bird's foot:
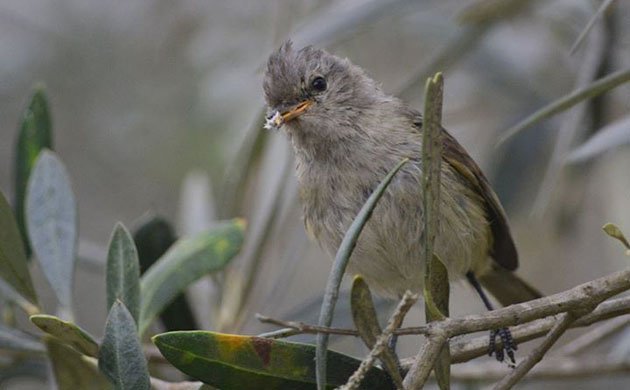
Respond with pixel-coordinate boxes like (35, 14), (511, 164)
(387, 334), (406, 376)
(488, 327), (517, 368)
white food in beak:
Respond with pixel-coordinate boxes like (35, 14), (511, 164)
(264, 110), (283, 130)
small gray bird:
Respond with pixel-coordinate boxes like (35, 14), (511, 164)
(263, 42), (541, 361)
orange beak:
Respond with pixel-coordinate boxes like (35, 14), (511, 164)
(281, 100), (313, 123)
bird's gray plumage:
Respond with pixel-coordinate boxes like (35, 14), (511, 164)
(263, 41), (538, 303)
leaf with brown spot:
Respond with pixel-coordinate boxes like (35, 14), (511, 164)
(153, 331), (394, 390)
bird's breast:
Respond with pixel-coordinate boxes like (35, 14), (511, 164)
(295, 155), (493, 297)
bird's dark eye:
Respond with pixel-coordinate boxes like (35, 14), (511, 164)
(311, 76), (327, 92)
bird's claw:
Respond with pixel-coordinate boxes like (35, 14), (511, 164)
(488, 327), (517, 368)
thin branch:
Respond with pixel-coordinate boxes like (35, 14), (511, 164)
(443, 297), (630, 364)
(443, 268), (630, 337)
(557, 316), (630, 356)
(256, 293), (630, 362)
(253, 277), (630, 387)
(493, 311), (581, 390)
(401, 268), (630, 387)
(402, 328), (449, 389)
(256, 314), (360, 337)
(340, 291), (418, 390)
(256, 327), (302, 339)
(350, 276), (404, 387)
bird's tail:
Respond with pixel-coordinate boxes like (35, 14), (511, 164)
(478, 266), (543, 307)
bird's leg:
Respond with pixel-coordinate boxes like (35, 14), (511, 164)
(388, 334), (399, 355)
(386, 334), (406, 377)
(466, 271), (517, 367)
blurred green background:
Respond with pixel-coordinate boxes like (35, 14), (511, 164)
(1, 0), (630, 388)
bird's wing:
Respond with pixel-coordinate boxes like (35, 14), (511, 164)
(413, 118), (518, 270)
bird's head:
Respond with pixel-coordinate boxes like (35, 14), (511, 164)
(263, 41), (385, 139)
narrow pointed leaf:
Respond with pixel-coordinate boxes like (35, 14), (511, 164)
(134, 215), (197, 331)
(107, 223), (141, 325)
(13, 87), (53, 257)
(153, 331), (394, 390)
(30, 314), (98, 357)
(498, 68), (630, 145)
(0, 191), (37, 303)
(316, 158), (408, 389)
(421, 72), (444, 319)
(566, 114), (630, 163)
(139, 219), (245, 336)
(0, 323), (44, 353)
(350, 276), (403, 387)
(422, 73), (450, 389)
(25, 150), (77, 309)
(425, 255), (451, 390)
(99, 301), (150, 390)
(46, 337), (111, 390)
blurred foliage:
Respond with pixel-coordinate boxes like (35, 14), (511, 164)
(1, 0), (630, 388)
(0, 191), (37, 305)
(133, 215), (199, 332)
(0, 88), (251, 388)
(12, 87), (53, 258)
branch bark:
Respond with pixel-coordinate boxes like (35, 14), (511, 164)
(402, 267), (630, 387)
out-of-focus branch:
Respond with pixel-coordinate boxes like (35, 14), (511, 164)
(570, 0), (616, 55)
(557, 316), (630, 356)
(451, 355), (630, 381)
(497, 68), (630, 145)
(532, 11), (606, 216)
